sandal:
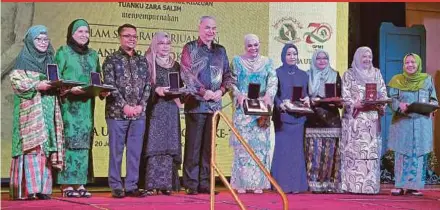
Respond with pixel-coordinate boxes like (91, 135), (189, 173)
(160, 190), (172, 196)
(237, 189), (246, 194)
(391, 188), (404, 196)
(61, 189), (80, 198)
(145, 190), (155, 196)
(253, 189), (263, 194)
(406, 189), (423, 196)
(77, 189), (92, 198)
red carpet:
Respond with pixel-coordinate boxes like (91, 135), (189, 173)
(2, 189), (440, 210)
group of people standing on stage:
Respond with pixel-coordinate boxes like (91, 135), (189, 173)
(8, 15), (438, 200)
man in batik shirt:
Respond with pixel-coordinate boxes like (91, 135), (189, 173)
(180, 16), (234, 195)
(103, 24), (150, 198)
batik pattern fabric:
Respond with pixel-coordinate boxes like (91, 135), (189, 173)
(388, 76), (438, 189)
(180, 38), (234, 113)
(9, 70), (64, 199)
(102, 47), (151, 120)
(143, 63), (182, 191)
(229, 56), (277, 190)
(340, 68), (387, 194)
(55, 45), (100, 184)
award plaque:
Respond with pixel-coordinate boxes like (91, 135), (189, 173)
(407, 102), (439, 115)
(47, 64), (85, 87)
(83, 72), (116, 97)
(325, 83), (337, 98)
(282, 99), (314, 114)
(165, 72), (187, 95)
(365, 83), (377, 101)
(282, 86), (313, 114)
(292, 86), (303, 102)
(313, 83), (344, 104)
(243, 83), (271, 116)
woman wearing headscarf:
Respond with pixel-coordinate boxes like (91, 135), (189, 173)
(229, 34), (277, 194)
(9, 25), (64, 200)
(271, 43), (309, 194)
(55, 19), (101, 198)
(340, 46), (388, 194)
(388, 53), (438, 196)
(305, 49), (342, 193)
(141, 32), (183, 196)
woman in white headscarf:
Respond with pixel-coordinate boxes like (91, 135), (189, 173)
(141, 32), (183, 196)
(340, 46), (388, 194)
(305, 49), (342, 193)
(229, 34), (278, 194)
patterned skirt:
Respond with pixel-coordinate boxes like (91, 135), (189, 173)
(230, 144), (271, 191)
(305, 127), (341, 193)
(144, 155), (180, 191)
(394, 152), (428, 190)
(9, 148), (52, 200)
(340, 157), (380, 194)
(56, 149), (89, 185)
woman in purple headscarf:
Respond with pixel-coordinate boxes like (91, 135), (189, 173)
(271, 43), (309, 194)
(340, 46), (388, 194)
(141, 32), (183, 196)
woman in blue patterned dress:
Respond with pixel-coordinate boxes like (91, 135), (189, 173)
(388, 53), (438, 196)
(229, 34), (278, 194)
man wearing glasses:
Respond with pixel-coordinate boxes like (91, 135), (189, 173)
(102, 24), (150, 198)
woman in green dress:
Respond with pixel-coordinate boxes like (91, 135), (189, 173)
(9, 25), (64, 200)
(55, 19), (101, 198)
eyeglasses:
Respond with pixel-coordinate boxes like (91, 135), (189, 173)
(316, 57), (328, 60)
(121, 34), (138, 39)
(35, 38), (50, 44)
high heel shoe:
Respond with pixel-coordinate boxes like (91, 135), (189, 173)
(161, 190), (172, 196)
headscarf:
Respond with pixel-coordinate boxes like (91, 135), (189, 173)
(280, 43), (300, 73)
(240, 33), (266, 71)
(307, 49), (337, 97)
(66, 19), (90, 55)
(350, 46), (378, 85)
(14, 25), (55, 74)
(145, 32), (175, 85)
(388, 53), (428, 91)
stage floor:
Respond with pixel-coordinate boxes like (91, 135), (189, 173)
(2, 185), (440, 210)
